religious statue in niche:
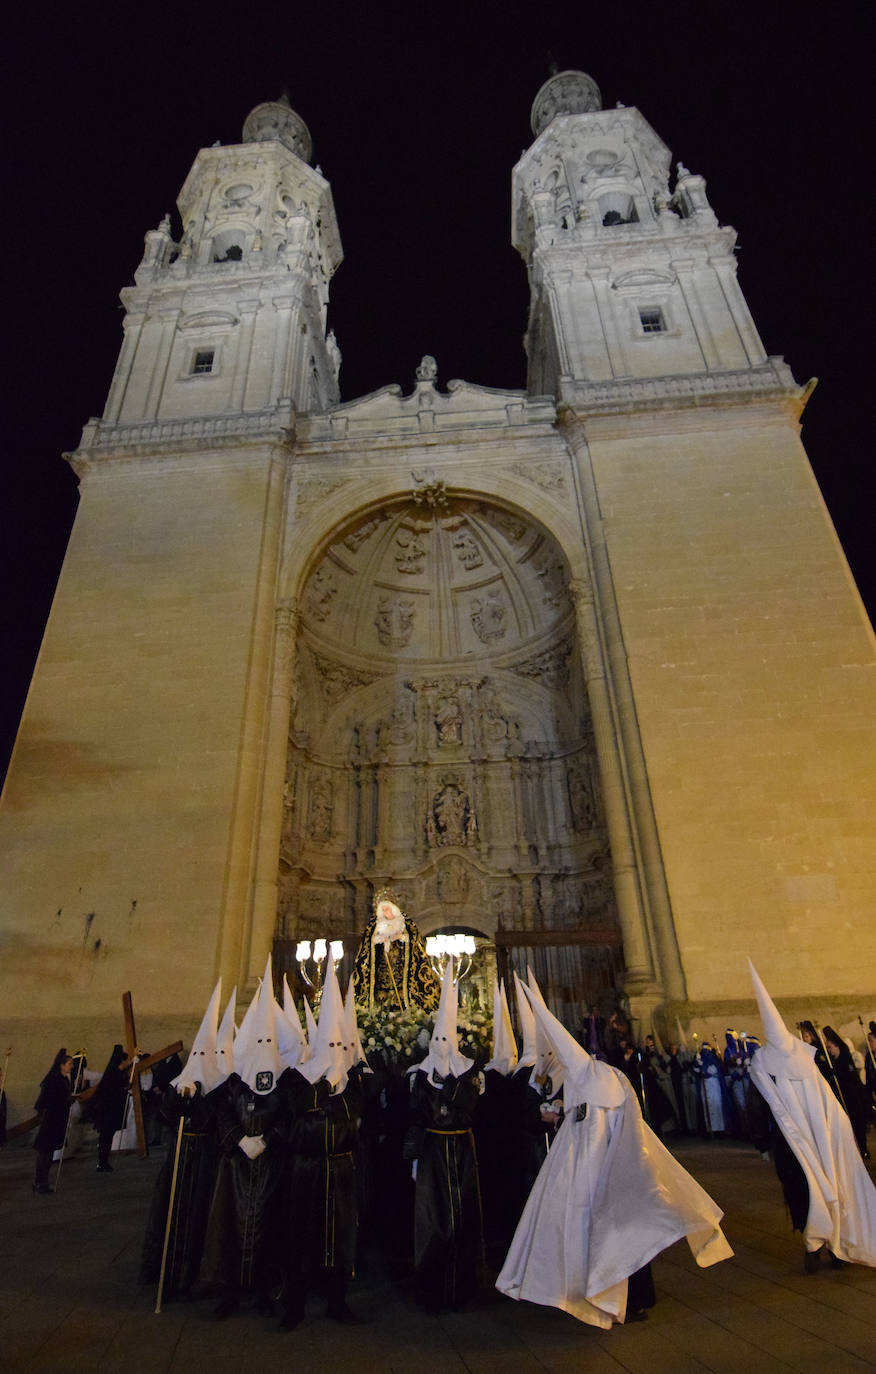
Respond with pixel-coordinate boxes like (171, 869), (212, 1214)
(375, 595), (414, 649)
(307, 777), (333, 842)
(352, 888), (440, 1012)
(471, 589), (507, 644)
(567, 765), (595, 832)
(426, 783), (477, 848)
(434, 694), (463, 747)
(452, 526), (483, 570)
(480, 686), (510, 743)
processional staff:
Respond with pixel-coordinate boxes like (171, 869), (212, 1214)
(811, 1022), (847, 1113)
(155, 1114), (186, 1315)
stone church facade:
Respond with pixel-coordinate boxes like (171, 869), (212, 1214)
(1, 72), (874, 1113)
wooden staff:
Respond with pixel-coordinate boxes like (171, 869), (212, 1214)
(54, 1049), (87, 1193)
(0, 1046), (11, 1097)
(155, 1114), (186, 1314)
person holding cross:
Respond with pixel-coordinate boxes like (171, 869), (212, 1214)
(81, 1044), (130, 1172)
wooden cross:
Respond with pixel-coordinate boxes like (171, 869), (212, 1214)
(121, 991), (183, 1159)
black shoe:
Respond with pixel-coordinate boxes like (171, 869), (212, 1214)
(96, 1163), (114, 1173)
(803, 1246), (822, 1274)
(326, 1301), (364, 1325)
(626, 1308), (649, 1323)
(213, 1295), (239, 1321)
(829, 1253), (848, 1269)
(32, 1184), (53, 1194)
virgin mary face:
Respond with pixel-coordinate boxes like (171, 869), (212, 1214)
(375, 901), (406, 941)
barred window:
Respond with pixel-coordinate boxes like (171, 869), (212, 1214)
(192, 349), (215, 374)
(639, 309), (666, 335)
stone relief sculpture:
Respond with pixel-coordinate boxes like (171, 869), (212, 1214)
(343, 514), (383, 553)
(567, 765), (595, 832)
(426, 782), (477, 848)
(471, 589), (507, 643)
(415, 354), (438, 382)
(452, 527), (483, 569)
(437, 856), (471, 903)
(303, 565), (337, 622)
(375, 595), (415, 649)
(394, 529), (427, 574)
(535, 556), (568, 608)
(307, 776), (333, 841)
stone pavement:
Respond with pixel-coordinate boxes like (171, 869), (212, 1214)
(0, 1133), (874, 1373)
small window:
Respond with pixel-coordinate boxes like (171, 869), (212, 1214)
(192, 349), (215, 375)
(639, 309), (666, 335)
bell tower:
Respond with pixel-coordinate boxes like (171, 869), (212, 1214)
(104, 93), (342, 428)
(513, 70), (766, 394)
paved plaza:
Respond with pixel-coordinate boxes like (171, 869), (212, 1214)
(0, 1132), (874, 1373)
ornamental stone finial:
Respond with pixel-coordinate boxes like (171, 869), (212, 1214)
(415, 355), (438, 384)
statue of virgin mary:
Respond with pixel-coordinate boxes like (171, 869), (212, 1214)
(353, 889), (440, 1013)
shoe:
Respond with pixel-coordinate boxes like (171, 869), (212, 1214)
(803, 1246), (822, 1274)
(326, 1302), (364, 1325)
(96, 1163), (114, 1173)
(213, 1295), (239, 1321)
(626, 1309), (649, 1323)
(32, 1184), (53, 1194)
(829, 1253), (848, 1269)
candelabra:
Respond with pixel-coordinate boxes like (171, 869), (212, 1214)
(425, 933), (476, 983)
(295, 938), (344, 993)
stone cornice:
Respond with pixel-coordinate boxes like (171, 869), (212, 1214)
(67, 405), (295, 471)
(557, 357), (810, 420)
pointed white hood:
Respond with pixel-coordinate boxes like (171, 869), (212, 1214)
(301, 993), (318, 1063)
(410, 957), (473, 1079)
(523, 972), (624, 1109)
(345, 978), (372, 1073)
(172, 979), (224, 1095)
(215, 987), (236, 1085)
(484, 979), (518, 1075)
(513, 970), (537, 1070)
(234, 956), (284, 1094)
(275, 974), (306, 1071)
(748, 959), (816, 1079)
(526, 968), (565, 1096)
(298, 955), (350, 1093)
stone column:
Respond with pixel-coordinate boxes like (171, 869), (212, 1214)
(246, 596), (299, 983)
(569, 577), (653, 983)
(671, 255), (721, 370)
(230, 300), (259, 412)
(103, 311), (146, 423)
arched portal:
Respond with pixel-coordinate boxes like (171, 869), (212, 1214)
(276, 492), (625, 1024)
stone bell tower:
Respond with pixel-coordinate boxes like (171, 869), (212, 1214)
(0, 94), (343, 1099)
(512, 71), (876, 1022)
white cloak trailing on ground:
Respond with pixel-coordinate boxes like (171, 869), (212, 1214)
(747, 960), (876, 1265)
(497, 977), (732, 1328)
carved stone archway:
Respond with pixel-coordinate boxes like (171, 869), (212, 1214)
(276, 492), (624, 1012)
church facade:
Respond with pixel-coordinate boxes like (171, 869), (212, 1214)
(2, 72), (874, 1114)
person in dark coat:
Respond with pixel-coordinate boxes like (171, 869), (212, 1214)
(201, 964), (290, 1320)
(406, 958), (483, 1313)
(32, 1049), (74, 1193)
(139, 982), (231, 1302)
(822, 1025), (870, 1160)
(81, 1044), (130, 1171)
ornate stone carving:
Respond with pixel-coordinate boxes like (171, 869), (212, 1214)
(383, 694), (416, 747)
(343, 514), (384, 553)
(410, 468), (449, 511)
(452, 526), (483, 569)
(476, 505), (527, 543)
(435, 694), (463, 747)
(395, 528), (427, 574)
(303, 566), (337, 622)
(311, 652), (382, 704)
(437, 856), (471, 903)
(509, 461), (567, 495)
(415, 354), (438, 382)
(375, 595), (414, 649)
(426, 781), (477, 848)
(567, 764), (595, 831)
(471, 589), (507, 643)
(535, 557), (567, 607)
(511, 636), (572, 689)
(307, 776), (333, 841)
(296, 473), (352, 515)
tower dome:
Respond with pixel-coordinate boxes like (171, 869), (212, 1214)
(530, 69), (602, 136)
(242, 92), (312, 163)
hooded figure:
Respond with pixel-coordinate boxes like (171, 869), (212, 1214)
(32, 1048), (74, 1193)
(202, 957), (291, 1317)
(81, 1043), (130, 1172)
(747, 961), (876, 1270)
(477, 981), (520, 1258)
(406, 957), (483, 1311)
(497, 977), (733, 1328)
(282, 953), (365, 1329)
(140, 981), (227, 1299)
(502, 970), (558, 1236)
(276, 975), (306, 1073)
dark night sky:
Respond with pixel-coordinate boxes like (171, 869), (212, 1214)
(2, 4), (872, 782)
